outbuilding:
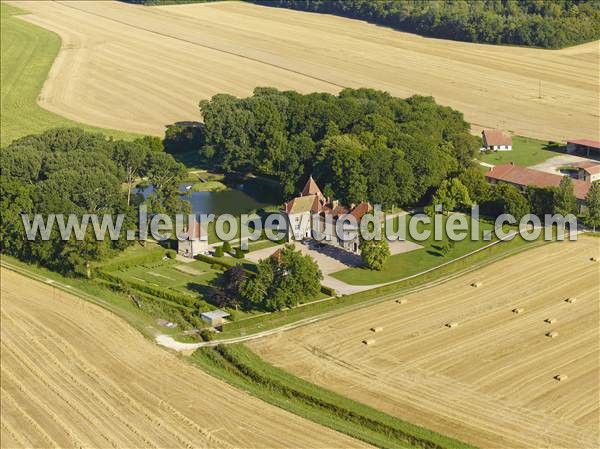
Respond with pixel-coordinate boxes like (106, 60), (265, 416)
(201, 310), (230, 328)
(485, 163), (591, 213)
(566, 139), (600, 157)
(178, 218), (209, 259)
(573, 161), (600, 183)
(482, 129), (512, 151)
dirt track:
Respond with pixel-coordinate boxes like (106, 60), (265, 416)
(0, 268), (368, 449)
(249, 237), (600, 449)
(10, 0), (599, 141)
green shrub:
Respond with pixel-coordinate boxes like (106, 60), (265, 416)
(234, 248), (245, 259)
(200, 329), (214, 341)
(320, 285), (336, 297)
(222, 241), (232, 253)
(214, 246), (224, 257)
(165, 249), (177, 259)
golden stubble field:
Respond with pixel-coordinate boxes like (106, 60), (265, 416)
(249, 237), (600, 449)
(9, 0), (599, 141)
(0, 268), (369, 449)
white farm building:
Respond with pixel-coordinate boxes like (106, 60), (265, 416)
(482, 129), (512, 151)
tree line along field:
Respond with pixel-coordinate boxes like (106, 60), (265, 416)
(251, 0), (600, 49)
(0, 268), (370, 449)
(0, 3), (138, 147)
(6, 0), (599, 142)
(248, 237), (600, 449)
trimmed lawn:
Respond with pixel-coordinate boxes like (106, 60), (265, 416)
(0, 3), (139, 147)
(478, 135), (563, 167)
(110, 260), (217, 293)
(331, 215), (513, 285)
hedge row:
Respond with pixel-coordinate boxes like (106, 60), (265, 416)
(99, 250), (165, 272)
(195, 253), (253, 273)
(195, 253), (236, 269)
(320, 285), (336, 297)
(95, 269), (198, 308)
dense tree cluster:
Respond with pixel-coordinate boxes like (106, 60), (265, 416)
(256, 0), (600, 49)
(239, 245), (323, 311)
(0, 128), (188, 274)
(191, 87), (479, 206)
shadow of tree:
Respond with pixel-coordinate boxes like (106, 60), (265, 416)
(185, 282), (217, 300)
(542, 142), (566, 154)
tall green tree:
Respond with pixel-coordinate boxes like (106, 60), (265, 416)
(146, 152), (190, 215)
(584, 181), (600, 231)
(360, 237), (390, 271)
(458, 166), (490, 204)
(494, 184), (529, 220)
(112, 140), (148, 206)
(316, 134), (367, 205)
(430, 178), (472, 213)
(554, 176), (577, 216)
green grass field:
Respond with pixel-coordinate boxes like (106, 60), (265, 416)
(331, 215), (512, 285)
(477, 135), (563, 167)
(192, 344), (476, 449)
(0, 3), (139, 147)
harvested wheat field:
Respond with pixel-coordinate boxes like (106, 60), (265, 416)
(249, 237), (600, 449)
(9, 0), (599, 141)
(0, 268), (368, 449)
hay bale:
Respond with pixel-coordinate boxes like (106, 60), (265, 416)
(512, 308), (524, 314)
(565, 297), (577, 304)
(471, 281), (483, 288)
(546, 331), (559, 338)
(395, 298), (407, 305)
(362, 339), (375, 346)
(370, 327), (383, 333)
(445, 322), (459, 328)
(554, 374), (568, 382)
(544, 318), (557, 324)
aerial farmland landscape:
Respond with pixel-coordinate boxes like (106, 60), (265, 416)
(1, 1), (599, 449)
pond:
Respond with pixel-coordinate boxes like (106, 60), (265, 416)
(138, 181), (273, 216)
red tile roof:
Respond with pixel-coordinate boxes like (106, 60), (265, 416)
(572, 161), (600, 175)
(349, 202), (372, 221)
(482, 129), (512, 146)
(485, 164), (590, 200)
(583, 165), (600, 176)
(301, 175), (324, 198)
(270, 248), (284, 264)
(182, 219), (203, 239)
(567, 139), (600, 150)
(573, 161), (600, 170)
(283, 193), (323, 214)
